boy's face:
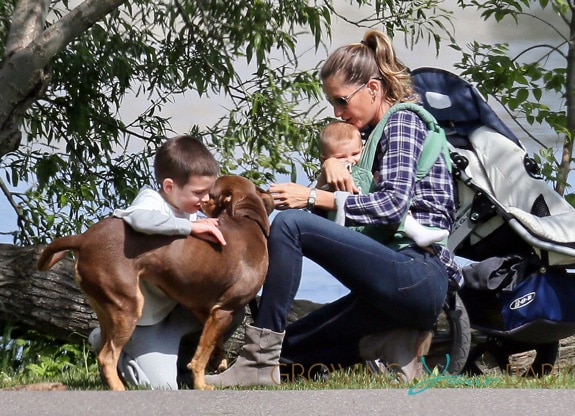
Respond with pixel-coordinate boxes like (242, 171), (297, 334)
(162, 175), (216, 213)
(320, 136), (363, 165)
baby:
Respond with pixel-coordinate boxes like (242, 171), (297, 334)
(317, 120), (449, 247)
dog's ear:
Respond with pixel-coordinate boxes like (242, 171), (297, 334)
(256, 187), (275, 215)
(202, 187), (237, 218)
(245, 188), (272, 237)
(227, 188), (272, 237)
(222, 190), (245, 217)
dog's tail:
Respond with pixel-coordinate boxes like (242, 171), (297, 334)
(36, 235), (83, 271)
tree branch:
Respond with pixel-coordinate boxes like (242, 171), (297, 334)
(4, 0), (49, 57)
(0, 0), (130, 157)
(0, 174), (24, 227)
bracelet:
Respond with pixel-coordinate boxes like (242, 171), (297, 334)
(307, 187), (317, 211)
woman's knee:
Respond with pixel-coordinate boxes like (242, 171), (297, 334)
(268, 210), (309, 248)
(271, 210), (305, 232)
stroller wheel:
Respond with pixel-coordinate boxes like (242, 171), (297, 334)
(424, 292), (471, 375)
(364, 293), (471, 377)
(366, 293), (471, 374)
(464, 337), (559, 377)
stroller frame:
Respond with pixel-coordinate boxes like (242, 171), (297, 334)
(411, 67), (575, 375)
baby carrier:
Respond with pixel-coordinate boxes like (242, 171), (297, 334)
(411, 67), (575, 375)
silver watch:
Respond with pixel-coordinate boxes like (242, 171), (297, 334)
(307, 187), (317, 210)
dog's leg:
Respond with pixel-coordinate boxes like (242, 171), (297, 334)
(189, 308), (233, 390)
(89, 294), (142, 391)
(209, 338), (228, 373)
(98, 328), (131, 391)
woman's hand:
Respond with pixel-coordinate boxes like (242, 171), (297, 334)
(191, 218), (227, 245)
(269, 182), (312, 210)
(322, 158), (358, 193)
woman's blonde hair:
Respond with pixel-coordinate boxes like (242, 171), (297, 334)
(320, 30), (417, 103)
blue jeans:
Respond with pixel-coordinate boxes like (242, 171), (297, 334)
(254, 210), (448, 370)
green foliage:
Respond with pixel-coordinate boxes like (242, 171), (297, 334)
(453, 0), (572, 199)
(0, 324), (26, 373)
(0, 324), (99, 388)
(0, 0), (452, 244)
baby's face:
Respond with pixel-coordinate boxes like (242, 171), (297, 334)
(321, 138), (362, 165)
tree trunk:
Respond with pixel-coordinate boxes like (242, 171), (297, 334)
(557, 5), (575, 196)
(0, 244), (97, 343)
(0, 243), (324, 349)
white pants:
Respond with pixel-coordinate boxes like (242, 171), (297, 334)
(90, 304), (244, 390)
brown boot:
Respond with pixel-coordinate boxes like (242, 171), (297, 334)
(204, 324), (285, 388)
(359, 329), (433, 382)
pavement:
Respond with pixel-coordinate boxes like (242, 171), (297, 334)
(2, 388), (575, 416)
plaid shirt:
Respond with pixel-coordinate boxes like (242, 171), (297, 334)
(345, 109), (463, 287)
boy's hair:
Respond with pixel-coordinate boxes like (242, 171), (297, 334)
(319, 121), (362, 150)
(154, 135), (220, 187)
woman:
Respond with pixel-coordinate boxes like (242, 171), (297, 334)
(206, 29), (462, 387)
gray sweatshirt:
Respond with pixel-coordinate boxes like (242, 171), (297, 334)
(113, 187), (197, 325)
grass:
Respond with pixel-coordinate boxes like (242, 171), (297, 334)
(4, 359), (575, 391)
(262, 363), (575, 392)
(0, 324), (104, 390)
(3, 327), (575, 391)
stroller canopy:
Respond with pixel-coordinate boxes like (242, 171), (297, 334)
(411, 67), (520, 148)
(411, 67), (575, 266)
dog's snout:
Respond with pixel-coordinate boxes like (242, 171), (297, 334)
(201, 198), (217, 217)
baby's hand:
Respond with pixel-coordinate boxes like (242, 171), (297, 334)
(191, 218), (227, 246)
(323, 158), (359, 193)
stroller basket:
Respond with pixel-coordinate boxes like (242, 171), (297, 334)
(460, 257), (575, 343)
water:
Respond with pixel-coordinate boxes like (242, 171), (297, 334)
(0, 1), (568, 304)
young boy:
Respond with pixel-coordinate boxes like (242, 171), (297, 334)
(317, 121), (449, 247)
(89, 135), (242, 390)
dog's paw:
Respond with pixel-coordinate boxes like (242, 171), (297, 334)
(194, 381), (215, 391)
(215, 358), (228, 373)
(208, 356), (227, 373)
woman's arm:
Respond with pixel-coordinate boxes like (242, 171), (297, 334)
(269, 182), (337, 212)
(269, 111), (425, 219)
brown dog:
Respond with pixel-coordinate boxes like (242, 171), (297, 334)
(37, 175), (274, 390)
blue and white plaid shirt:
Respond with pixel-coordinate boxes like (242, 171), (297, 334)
(345, 108), (463, 287)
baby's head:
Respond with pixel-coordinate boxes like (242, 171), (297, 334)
(319, 121), (363, 165)
(154, 135), (220, 213)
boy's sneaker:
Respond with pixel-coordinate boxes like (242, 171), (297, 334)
(88, 327), (102, 353)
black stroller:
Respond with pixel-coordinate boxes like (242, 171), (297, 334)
(411, 67), (575, 376)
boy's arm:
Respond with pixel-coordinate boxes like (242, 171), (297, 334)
(117, 209), (192, 236)
(113, 188), (192, 236)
